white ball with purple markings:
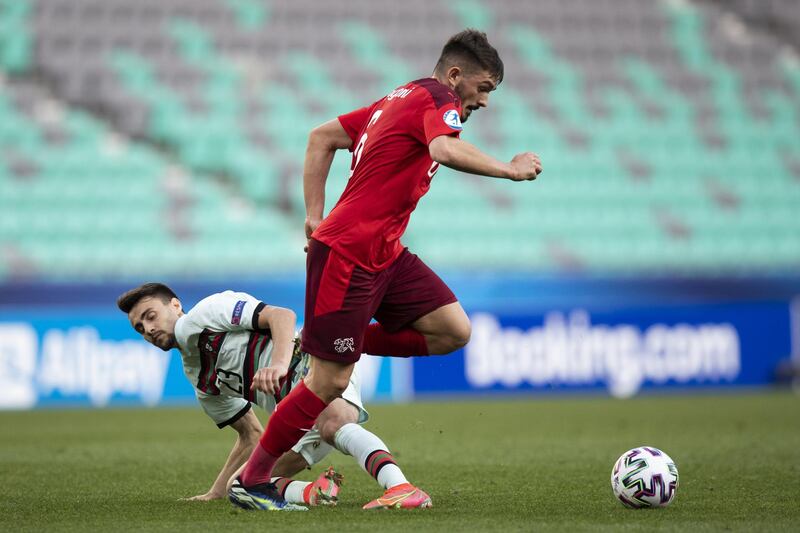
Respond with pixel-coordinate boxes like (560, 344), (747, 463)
(610, 446), (679, 508)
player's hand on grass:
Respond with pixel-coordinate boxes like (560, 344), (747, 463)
(251, 364), (288, 395)
(180, 491), (224, 501)
(304, 216), (322, 253)
(508, 152), (542, 181)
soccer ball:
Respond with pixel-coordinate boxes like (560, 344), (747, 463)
(610, 446), (679, 508)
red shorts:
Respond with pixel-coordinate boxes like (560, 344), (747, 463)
(300, 239), (457, 363)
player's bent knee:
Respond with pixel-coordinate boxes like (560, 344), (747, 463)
(306, 359), (355, 403)
(318, 400), (358, 443)
(441, 305), (472, 352)
(452, 320), (471, 349)
(320, 418), (343, 444)
(440, 318), (471, 353)
(316, 375), (349, 402)
(332, 373), (352, 397)
(305, 373), (350, 403)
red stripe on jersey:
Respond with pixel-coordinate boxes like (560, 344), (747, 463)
(243, 331), (271, 402)
(313, 248), (355, 316)
(243, 332), (259, 402)
(275, 351), (303, 405)
(197, 329), (226, 394)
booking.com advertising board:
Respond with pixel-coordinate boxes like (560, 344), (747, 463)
(0, 276), (798, 410)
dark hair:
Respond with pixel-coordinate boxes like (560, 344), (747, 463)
(434, 29), (504, 84)
(117, 283), (178, 314)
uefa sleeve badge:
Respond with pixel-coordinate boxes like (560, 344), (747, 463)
(443, 109), (463, 131)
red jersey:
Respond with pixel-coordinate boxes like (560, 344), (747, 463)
(312, 78), (463, 272)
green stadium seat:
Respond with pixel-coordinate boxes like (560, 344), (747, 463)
(225, 0), (269, 30)
(1, 0), (799, 279)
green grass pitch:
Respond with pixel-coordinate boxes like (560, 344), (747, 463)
(1, 392), (798, 532)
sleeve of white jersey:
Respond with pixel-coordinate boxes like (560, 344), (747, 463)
(196, 390), (252, 429)
(186, 291), (267, 333)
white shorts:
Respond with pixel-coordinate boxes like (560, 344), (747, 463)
(290, 362), (369, 466)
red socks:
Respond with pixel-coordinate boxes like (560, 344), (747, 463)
(240, 443), (279, 487)
(240, 381), (327, 486)
(363, 323), (429, 357)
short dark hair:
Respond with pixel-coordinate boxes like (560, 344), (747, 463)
(434, 29), (504, 84)
(117, 283), (178, 314)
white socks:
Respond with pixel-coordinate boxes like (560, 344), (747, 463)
(270, 477), (310, 504)
(334, 423), (409, 490)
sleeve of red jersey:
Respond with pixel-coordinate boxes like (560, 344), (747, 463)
(422, 100), (462, 145)
(337, 106), (372, 151)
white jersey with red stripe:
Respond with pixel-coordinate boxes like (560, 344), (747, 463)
(173, 291), (367, 446)
(174, 290), (297, 428)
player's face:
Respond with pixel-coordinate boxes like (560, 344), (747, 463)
(128, 296), (181, 351)
(454, 69), (497, 123)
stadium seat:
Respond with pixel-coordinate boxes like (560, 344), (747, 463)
(0, 0), (798, 279)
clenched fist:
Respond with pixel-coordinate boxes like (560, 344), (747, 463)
(508, 152), (542, 181)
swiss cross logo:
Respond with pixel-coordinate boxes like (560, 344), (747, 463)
(334, 338), (355, 353)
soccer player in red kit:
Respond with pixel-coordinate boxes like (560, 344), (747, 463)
(230, 29), (542, 510)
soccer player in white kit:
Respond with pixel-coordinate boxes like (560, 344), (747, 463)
(118, 283), (422, 511)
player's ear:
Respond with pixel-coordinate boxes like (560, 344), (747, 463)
(446, 65), (462, 88)
(170, 297), (181, 312)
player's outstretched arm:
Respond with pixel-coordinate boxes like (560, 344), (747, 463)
(304, 119), (353, 242)
(182, 409), (262, 501)
(429, 134), (542, 181)
(250, 305), (297, 395)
